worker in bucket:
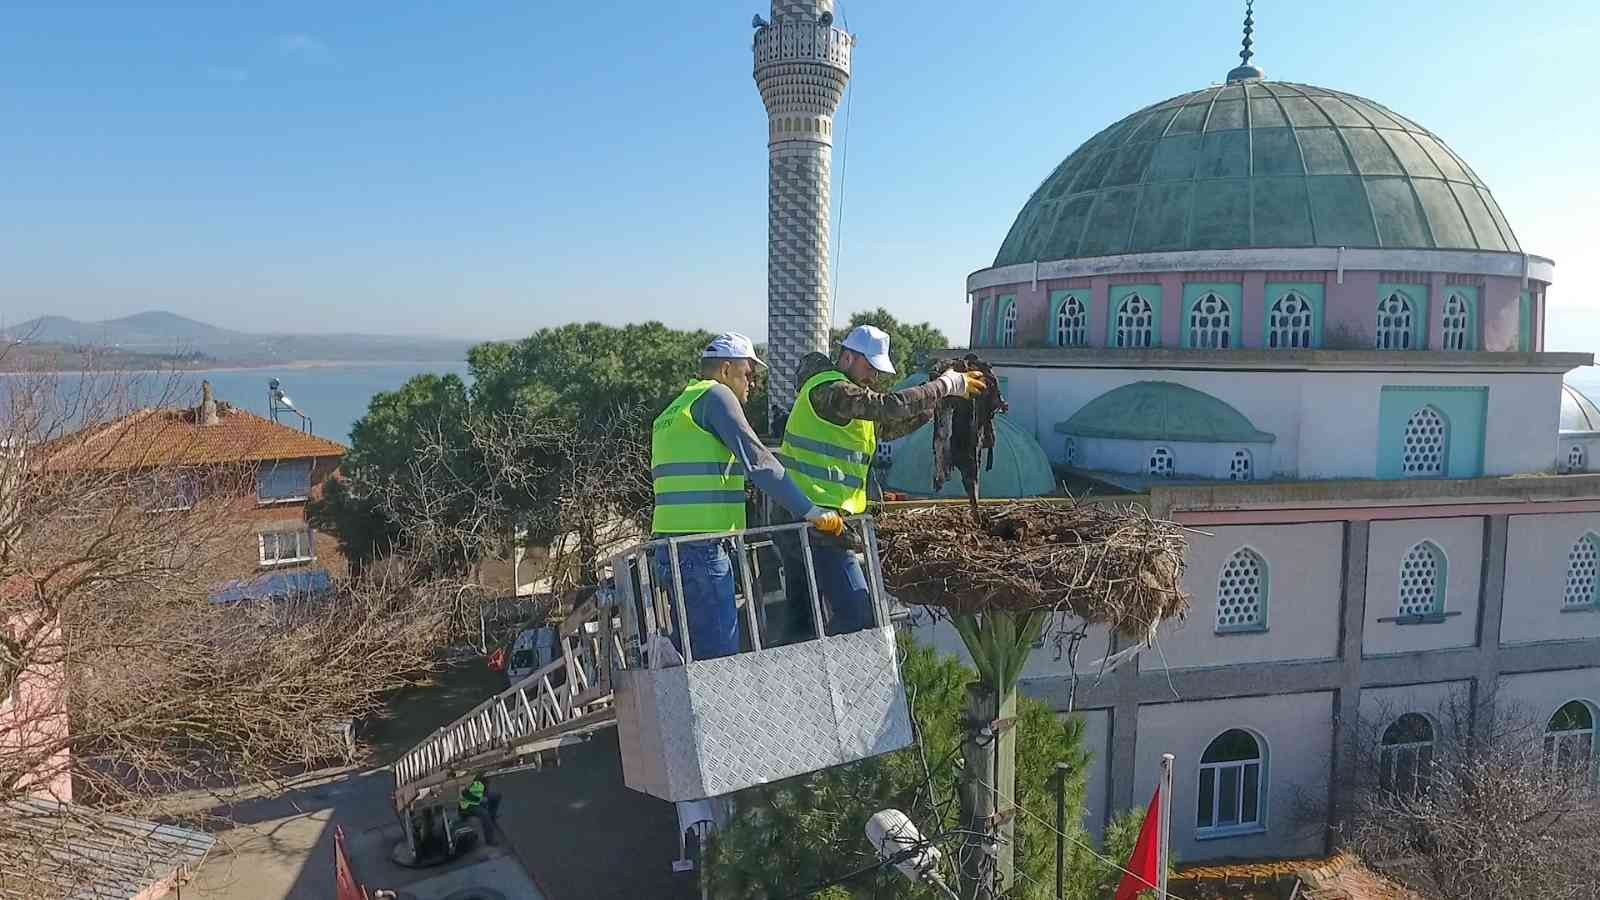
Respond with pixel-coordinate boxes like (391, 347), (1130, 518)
(777, 325), (986, 638)
(459, 774), (500, 846)
(650, 332), (846, 660)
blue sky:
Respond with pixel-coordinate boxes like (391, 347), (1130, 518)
(0, 1), (1596, 350)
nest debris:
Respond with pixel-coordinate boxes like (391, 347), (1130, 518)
(875, 501), (1190, 637)
(930, 354), (1008, 513)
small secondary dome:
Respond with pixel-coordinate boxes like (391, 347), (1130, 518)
(884, 415), (1057, 499)
(993, 81), (1521, 267)
(1056, 381), (1275, 444)
(1561, 382), (1600, 433)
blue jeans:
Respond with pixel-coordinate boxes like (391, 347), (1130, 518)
(654, 539), (740, 661)
(782, 532), (872, 639)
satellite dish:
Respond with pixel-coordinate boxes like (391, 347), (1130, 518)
(819, 10), (833, 26)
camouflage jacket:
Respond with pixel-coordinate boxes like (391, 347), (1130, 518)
(793, 352), (957, 442)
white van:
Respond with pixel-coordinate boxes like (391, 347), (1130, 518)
(507, 625), (558, 686)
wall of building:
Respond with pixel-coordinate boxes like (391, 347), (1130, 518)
(1357, 680), (1470, 742)
(1494, 667), (1600, 734)
(1, 614), (71, 803)
(1134, 692), (1332, 862)
(973, 271), (1538, 352)
(1158, 523), (1343, 669)
(214, 457), (347, 592)
(1069, 708), (1112, 841)
(1362, 517), (1482, 655)
(1502, 512), (1600, 645)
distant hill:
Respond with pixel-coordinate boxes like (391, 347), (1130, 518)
(2, 311), (475, 369)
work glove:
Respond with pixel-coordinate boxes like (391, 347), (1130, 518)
(937, 369), (988, 399)
(805, 507), (847, 538)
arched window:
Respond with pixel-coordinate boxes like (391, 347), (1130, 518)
(1380, 713), (1435, 797)
(1267, 292), (1314, 349)
(1229, 449), (1253, 481)
(1565, 535), (1600, 609)
(1000, 299), (1018, 347)
(1063, 437), (1078, 467)
(1216, 549), (1266, 632)
(1114, 294), (1155, 348)
(1376, 292), (1415, 350)
(1398, 541), (1446, 617)
(1568, 444), (1587, 473)
(1543, 701), (1595, 783)
(1147, 446), (1174, 478)
(1188, 292), (1232, 349)
(1441, 292), (1471, 350)
(1055, 295), (1087, 347)
(1197, 729), (1264, 832)
(1402, 406), (1448, 477)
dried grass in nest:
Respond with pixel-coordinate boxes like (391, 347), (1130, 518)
(875, 501), (1190, 638)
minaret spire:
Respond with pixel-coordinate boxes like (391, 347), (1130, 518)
(1226, 0), (1265, 83)
(752, 1), (853, 425)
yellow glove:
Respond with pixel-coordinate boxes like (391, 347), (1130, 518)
(960, 370), (988, 399)
(807, 510), (846, 538)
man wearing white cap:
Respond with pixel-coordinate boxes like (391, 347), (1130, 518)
(649, 332), (846, 660)
(776, 324), (985, 638)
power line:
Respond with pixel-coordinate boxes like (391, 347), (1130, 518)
(829, 1), (854, 327)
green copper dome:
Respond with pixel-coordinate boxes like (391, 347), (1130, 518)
(883, 415), (1057, 499)
(1056, 381), (1276, 444)
(993, 81), (1521, 267)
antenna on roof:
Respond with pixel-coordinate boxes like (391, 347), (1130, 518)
(267, 378), (314, 435)
(1226, 0), (1265, 83)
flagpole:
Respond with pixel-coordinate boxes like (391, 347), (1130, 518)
(1158, 753), (1174, 900)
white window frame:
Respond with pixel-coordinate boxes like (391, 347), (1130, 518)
(1187, 292), (1233, 349)
(1214, 547), (1267, 633)
(1147, 446), (1174, 478)
(1397, 540), (1447, 618)
(1000, 299), (1018, 347)
(1267, 292), (1314, 349)
(1441, 292), (1471, 351)
(1055, 295), (1087, 347)
(259, 528), (316, 567)
(1568, 444), (1587, 473)
(1542, 700), (1596, 786)
(140, 468), (201, 512)
(1376, 292), (1416, 350)
(1063, 437), (1077, 467)
(1401, 405), (1448, 478)
(1564, 533), (1600, 610)
(1196, 729), (1266, 838)
(1114, 294), (1155, 348)
(1379, 713), (1436, 798)
(257, 459), (313, 505)
(1228, 449), (1252, 482)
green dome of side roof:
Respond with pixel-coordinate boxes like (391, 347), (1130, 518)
(993, 81), (1521, 267)
(1056, 381), (1276, 444)
(883, 415), (1057, 499)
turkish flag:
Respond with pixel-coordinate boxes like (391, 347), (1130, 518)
(1114, 785), (1162, 900)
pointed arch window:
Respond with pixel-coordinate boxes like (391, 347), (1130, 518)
(1114, 294), (1155, 348)
(1376, 292), (1416, 350)
(1441, 292), (1472, 350)
(1215, 549), (1266, 633)
(1543, 701), (1596, 784)
(1197, 729), (1265, 834)
(1147, 446), (1174, 478)
(999, 298), (1018, 347)
(1188, 292), (1233, 349)
(1564, 534), (1600, 609)
(1055, 294), (1087, 347)
(1568, 444), (1587, 473)
(1229, 449), (1253, 481)
(1398, 541), (1446, 618)
(1267, 292), (1314, 349)
(1380, 714), (1435, 798)
(1401, 406), (1448, 477)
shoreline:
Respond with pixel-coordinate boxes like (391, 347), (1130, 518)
(0, 359), (469, 375)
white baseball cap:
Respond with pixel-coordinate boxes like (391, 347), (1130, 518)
(842, 324), (896, 375)
(701, 332), (767, 368)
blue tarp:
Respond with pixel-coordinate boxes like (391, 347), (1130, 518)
(209, 569), (333, 605)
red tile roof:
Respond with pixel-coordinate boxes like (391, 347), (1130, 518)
(35, 405), (346, 472)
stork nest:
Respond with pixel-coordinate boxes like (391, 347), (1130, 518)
(875, 501), (1190, 637)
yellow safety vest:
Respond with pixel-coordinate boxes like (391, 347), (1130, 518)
(650, 380), (747, 535)
(460, 780), (485, 812)
(779, 370), (876, 514)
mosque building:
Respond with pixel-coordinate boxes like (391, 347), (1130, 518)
(871, 9), (1600, 862)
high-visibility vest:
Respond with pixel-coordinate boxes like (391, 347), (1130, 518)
(650, 380), (747, 535)
(779, 370), (876, 514)
(460, 780), (485, 812)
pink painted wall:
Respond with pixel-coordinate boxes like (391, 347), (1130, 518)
(1, 611), (72, 803)
(1481, 275), (1522, 352)
(1241, 273), (1266, 347)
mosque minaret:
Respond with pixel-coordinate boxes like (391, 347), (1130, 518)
(752, 0), (853, 421)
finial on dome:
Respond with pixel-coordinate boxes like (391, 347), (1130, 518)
(1226, 0), (1265, 83)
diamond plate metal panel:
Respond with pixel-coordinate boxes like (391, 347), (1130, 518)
(824, 627), (914, 760)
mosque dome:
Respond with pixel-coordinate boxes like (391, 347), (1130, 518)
(882, 414), (1057, 499)
(1560, 382), (1600, 434)
(993, 81), (1522, 267)
(1056, 381), (1275, 444)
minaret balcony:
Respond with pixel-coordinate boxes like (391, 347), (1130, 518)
(752, 20), (852, 76)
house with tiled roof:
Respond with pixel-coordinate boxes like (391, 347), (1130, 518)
(34, 381), (348, 603)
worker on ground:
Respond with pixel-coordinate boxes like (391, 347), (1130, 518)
(777, 325), (986, 637)
(651, 332), (847, 660)
(459, 774), (500, 846)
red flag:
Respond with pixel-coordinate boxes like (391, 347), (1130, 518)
(1114, 786), (1162, 900)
